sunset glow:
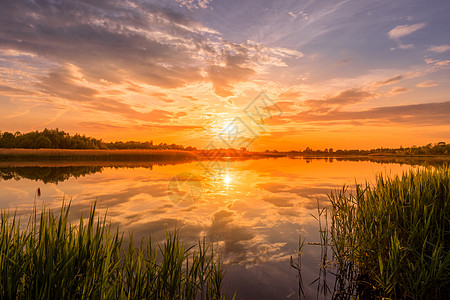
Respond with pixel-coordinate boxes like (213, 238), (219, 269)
(224, 173), (232, 185)
(1, 0), (449, 150)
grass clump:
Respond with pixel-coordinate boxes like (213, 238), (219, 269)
(329, 166), (450, 299)
(0, 202), (227, 299)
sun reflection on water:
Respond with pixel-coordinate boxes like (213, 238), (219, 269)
(0, 158), (426, 300)
(224, 174), (232, 185)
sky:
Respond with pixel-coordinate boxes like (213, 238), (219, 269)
(1, 0), (450, 151)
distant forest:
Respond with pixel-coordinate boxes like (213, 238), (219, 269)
(267, 142), (450, 155)
(0, 128), (449, 155)
(0, 129), (195, 150)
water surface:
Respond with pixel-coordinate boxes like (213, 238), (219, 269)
(0, 157), (434, 299)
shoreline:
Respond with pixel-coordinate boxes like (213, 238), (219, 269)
(0, 148), (449, 163)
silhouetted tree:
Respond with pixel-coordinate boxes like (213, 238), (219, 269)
(0, 128), (191, 150)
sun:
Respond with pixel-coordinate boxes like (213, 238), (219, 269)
(224, 174), (232, 185)
(203, 112), (237, 137)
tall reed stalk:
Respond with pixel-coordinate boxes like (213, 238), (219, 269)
(329, 166), (450, 299)
(0, 202), (229, 299)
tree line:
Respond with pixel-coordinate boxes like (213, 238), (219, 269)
(1, 129), (448, 155)
(266, 142), (450, 155)
(0, 129), (196, 150)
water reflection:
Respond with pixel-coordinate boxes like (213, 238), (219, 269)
(0, 157), (444, 299)
(0, 166), (103, 184)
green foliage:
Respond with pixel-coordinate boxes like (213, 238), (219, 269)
(34, 136), (52, 149)
(0, 202), (227, 299)
(0, 128), (194, 150)
(274, 142), (450, 155)
(329, 166), (450, 299)
(0, 132), (15, 148)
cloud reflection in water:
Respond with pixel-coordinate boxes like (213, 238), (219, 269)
(0, 157), (424, 299)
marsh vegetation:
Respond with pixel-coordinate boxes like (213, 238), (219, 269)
(298, 166), (450, 299)
(0, 203), (228, 299)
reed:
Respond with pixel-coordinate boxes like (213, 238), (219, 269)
(0, 149), (197, 162)
(329, 166), (450, 299)
(0, 202), (229, 299)
(290, 235), (306, 299)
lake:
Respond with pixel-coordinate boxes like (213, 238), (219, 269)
(0, 157), (442, 299)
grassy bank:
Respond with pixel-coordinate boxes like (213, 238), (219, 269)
(0, 148), (280, 162)
(328, 166), (450, 299)
(0, 203), (228, 299)
(0, 149), (197, 162)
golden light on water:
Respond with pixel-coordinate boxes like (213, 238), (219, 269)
(224, 173), (232, 185)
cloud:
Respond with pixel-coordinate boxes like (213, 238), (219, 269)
(336, 59), (351, 66)
(1, 1), (205, 87)
(375, 75), (404, 86)
(261, 195), (295, 207)
(265, 100), (296, 113)
(388, 23), (425, 50)
(416, 80), (438, 88)
(36, 65), (98, 102)
(395, 43), (414, 50)
(207, 52), (256, 97)
(277, 90), (302, 100)
(151, 92), (174, 103)
(425, 58), (450, 67)
(388, 23), (426, 39)
(78, 122), (126, 130)
(182, 95), (199, 101)
(207, 210), (254, 258)
(427, 45), (450, 53)
(0, 0), (300, 99)
(176, 0), (214, 10)
(140, 124), (203, 130)
(286, 101), (450, 126)
(304, 88), (374, 112)
(389, 86), (409, 95)
(206, 41), (302, 97)
(36, 64), (180, 123)
(435, 60), (450, 66)
(79, 121), (202, 132)
(287, 10), (309, 21)
(125, 82), (145, 93)
(257, 182), (330, 197)
(0, 84), (34, 96)
(257, 183), (331, 209)
(95, 184), (171, 208)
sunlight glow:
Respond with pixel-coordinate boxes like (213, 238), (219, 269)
(224, 174), (232, 185)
